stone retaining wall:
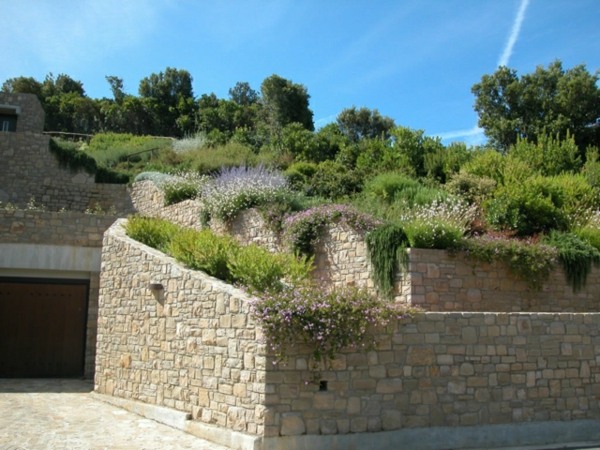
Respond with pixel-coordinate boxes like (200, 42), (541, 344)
(130, 180), (203, 229)
(95, 220), (268, 435)
(0, 132), (133, 213)
(126, 190), (600, 312)
(0, 209), (117, 247)
(96, 220), (600, 448)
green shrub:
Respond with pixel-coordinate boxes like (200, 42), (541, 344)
(365, 224), (408, 297)
(460, 148), (505, 182)
(543, 231), (600, 292)
(307, 161), (363, 198)
(228, 245), (313, 292)
(446, 172), (497, 205)
(284, 162), (318, 191)
(403, 220), (464, 249)
(484, 177), (568, 236)
(574, 225), (600, 251)
(485, 174), (598, 236)
(168, 228), (236, 281)
(162, 172), (209, 205)
(124, 216), (181, 252)
(508, 133), (582, 176)
(363, 172), (420, 204)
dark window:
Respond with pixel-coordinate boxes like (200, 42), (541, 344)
(0, 114), (17, 132)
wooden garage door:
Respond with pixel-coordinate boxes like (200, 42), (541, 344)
(0, 279), (88, 378)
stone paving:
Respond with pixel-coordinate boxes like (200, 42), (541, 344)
(0, 379), (228, 450)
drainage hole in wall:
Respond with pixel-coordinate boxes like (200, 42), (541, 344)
(319, 380), (328, 391)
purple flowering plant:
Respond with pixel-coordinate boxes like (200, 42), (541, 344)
(201, 165), (289, 221)
(251, 283), (412, 368)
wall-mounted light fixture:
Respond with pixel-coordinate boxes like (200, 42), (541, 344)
(148, 282), (164, 292)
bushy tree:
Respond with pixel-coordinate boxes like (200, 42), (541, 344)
(138, 67), (197, 136)
(336, 106), (395, 143)
(472, 61), (600, 152)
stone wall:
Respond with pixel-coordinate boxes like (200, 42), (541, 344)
(0, 133), (133, 213)
(130, 180), (203, 229)
(0, 209), (117, 247)
(0, 92), (45, 133)
(96, 220), (600, 448)
(95, 220), (267, 435)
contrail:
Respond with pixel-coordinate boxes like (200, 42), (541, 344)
(436, 0), (531, 143)
(498, 0), (530, 67)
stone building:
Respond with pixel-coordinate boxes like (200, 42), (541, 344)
(0, 92), (133, 378)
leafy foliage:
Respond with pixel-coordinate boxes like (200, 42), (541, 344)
(543, 231), (600, 292)
(124, 216), (181, 252)
(365, 224), (408, 297)
(228, 244), (313, 292)
(472, 61), (600, 152)
(48, 138), (130, 184)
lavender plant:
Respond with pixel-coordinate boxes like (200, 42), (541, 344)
(283, 204), (381, 255)
(201, 165), (290, 221)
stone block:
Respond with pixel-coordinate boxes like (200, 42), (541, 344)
(280, 413), (306, 436)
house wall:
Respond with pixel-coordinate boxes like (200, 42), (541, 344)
(96, 220), (600, 448)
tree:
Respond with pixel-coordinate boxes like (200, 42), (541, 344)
(260, 74), (314, 142)
(229, 81), (259, 106)
(138, 67), (196, 136)
(1, 76), (43, 98)
(106, 76), (125, 104)
(472, 60), (600, 152)
(336, 106), (395, 143)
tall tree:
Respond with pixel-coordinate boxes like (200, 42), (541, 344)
(472, 60), (600, 152)
(260, 74), (314, 140)
(336, 106), (396, 143)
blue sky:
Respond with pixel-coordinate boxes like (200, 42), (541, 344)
(2, 0), (599, 145)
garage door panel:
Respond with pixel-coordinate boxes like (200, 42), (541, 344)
(0, 280), (88, 378)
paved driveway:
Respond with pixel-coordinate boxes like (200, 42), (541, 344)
(0, 379), (228, 450)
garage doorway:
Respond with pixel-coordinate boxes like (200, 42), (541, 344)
(0, 278), (89, 378)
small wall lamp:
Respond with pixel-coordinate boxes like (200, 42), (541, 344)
(148, 282), (164, 292)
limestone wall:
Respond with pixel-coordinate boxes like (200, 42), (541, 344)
(95, 220), (267, 435)
(96, 221), (600, 445)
